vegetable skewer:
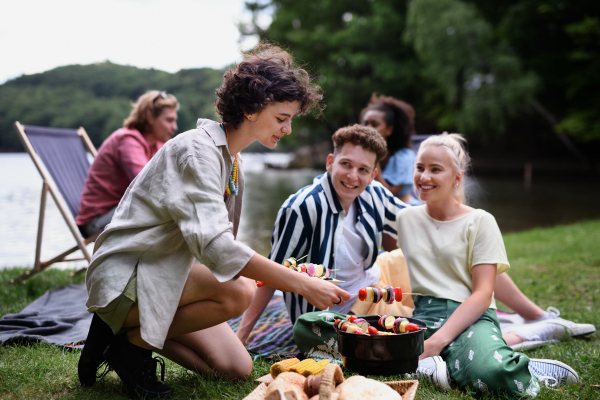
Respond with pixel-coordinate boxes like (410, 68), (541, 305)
(255, 256), (334, 288)
(350, 287), (421, 303)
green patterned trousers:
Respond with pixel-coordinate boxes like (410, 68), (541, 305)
(413, 296), (540, 398)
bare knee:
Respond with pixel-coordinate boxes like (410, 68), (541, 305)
(222, 277), (255, 317)
(212, 350), (253, 380)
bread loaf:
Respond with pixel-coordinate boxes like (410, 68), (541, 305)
(309, 394), (339, 400)
(318, 364), (344, 400)
(265, 372), (309, 400)
(304, 374), (322, 398)
(336, 376), (401, 400)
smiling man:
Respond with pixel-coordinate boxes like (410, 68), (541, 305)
(237, 124), (411, 337)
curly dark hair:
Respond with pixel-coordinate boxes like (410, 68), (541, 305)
(215, 43), (323, 128)
(332, 124), (388, 167)
(359, 93), (416, 155)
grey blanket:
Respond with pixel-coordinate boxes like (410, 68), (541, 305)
(0, 283), (91, 346)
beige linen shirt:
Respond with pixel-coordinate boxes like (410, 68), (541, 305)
(85, 119), (256, 349)
(396, 206), (509, 309)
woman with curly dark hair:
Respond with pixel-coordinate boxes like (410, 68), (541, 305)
(78, 43), (349, 398)
(360, 93), (421, 205)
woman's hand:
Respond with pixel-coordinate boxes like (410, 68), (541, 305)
(238, 254), (351, 310)
(420, 335), (449, 360)
(419, 264), (497, 360)
(299, 276), (351, 310)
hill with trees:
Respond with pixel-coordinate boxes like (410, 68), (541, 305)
(0, 62), (223, 151)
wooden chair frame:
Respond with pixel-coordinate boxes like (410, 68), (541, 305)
(9, 121), (99, 284)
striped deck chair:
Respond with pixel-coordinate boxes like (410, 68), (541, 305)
(10, 122), (98, 284)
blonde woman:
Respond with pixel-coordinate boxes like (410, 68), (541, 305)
(76, 91), (179, 237)
(396, 133), (578, 396)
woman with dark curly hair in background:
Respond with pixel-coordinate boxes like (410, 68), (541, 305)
(361, 93), (421, 205)
(78, 43), (350, 398)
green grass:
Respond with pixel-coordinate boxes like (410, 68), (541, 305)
(1, 220), (599, 399)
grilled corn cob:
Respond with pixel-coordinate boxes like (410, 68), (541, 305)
(270, 358), (301, 378)
(289, 358), (331, 377)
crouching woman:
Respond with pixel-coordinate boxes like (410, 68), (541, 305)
(78, 43), (350, 398)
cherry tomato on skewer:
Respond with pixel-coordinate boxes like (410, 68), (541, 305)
(358, 287), (367, 301)
(367, 326), (380, 335)
(394, 287), (403, 302)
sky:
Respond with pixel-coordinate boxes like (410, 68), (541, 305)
(0, 0), (271, 84)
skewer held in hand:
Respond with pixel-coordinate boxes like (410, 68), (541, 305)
(349, 292), (421, 296)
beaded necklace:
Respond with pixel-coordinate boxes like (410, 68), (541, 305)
(220, 123), (239, 196)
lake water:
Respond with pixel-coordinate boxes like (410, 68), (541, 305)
(1, 153), (599, 269)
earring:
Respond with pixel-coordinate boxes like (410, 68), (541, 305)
(455, 183), (459, 187)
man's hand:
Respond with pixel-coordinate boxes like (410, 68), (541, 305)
(237, 326), (251, 344)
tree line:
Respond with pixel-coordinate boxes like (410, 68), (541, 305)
(241, 0), (599, 164)
(1, 0), (598, 165)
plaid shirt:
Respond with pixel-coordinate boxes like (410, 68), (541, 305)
(269, 172), (407, 323)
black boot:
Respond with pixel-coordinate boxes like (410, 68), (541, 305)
(78, 313), (114, 386)
(104, 332), (173, 398)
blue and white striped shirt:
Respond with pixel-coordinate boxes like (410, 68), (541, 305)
(269, 172), (408, 323)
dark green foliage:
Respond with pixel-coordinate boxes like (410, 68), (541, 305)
(242, 0), (600, 161)
(469, 0), (600, 142)
(0, 62), (223, 151)
(405, 0), (539, 136)
(243, 0), (427, 142)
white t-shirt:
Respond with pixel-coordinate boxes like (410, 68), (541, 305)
(330, 203), (380, 314)
(396, 206), (509, 309)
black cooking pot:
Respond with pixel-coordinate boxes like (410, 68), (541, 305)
(336, 315), (426, 376)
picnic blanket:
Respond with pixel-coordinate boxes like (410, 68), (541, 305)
(0, 284), (297, 358)
(228, 295), (298, 358)
(0, 284), (91, 347)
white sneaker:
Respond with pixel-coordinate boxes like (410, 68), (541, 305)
(528, 359), (579, 387)
(499, 307), (596, 337)
(543, 318), (596, 337)
(505, 318), (595, 342)
(536, 308), (596, 337)
(510, 339), (559, 351)
(508, 320), (572, 342)
(414, 356), (451, 390)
